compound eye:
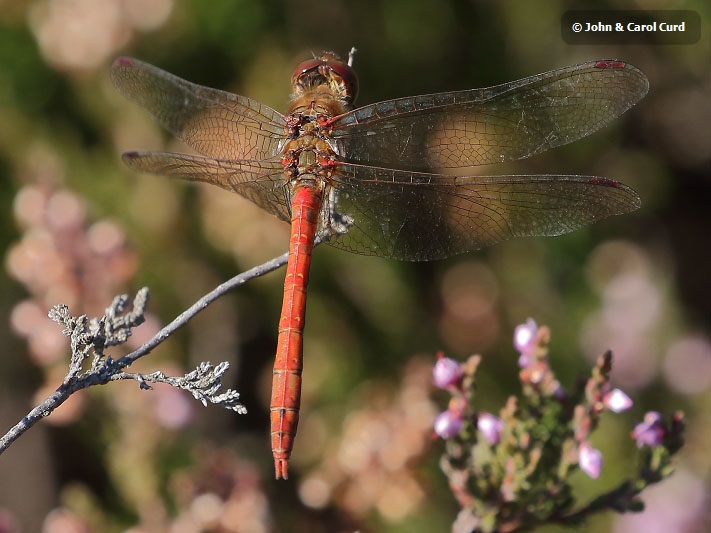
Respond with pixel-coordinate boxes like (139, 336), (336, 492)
(322, 60), (359, 104)
(291, 58), (324, 86)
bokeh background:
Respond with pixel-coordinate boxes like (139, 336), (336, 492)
(0, 0), (709, 531)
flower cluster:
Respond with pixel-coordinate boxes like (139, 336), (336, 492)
(5, 184), (146, 425)
(7, 185), (141, 366)
(432, 319), (685, 533)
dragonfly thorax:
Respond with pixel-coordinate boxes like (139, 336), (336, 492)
(281, 113), (339, 186)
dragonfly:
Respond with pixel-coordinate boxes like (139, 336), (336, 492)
(111, 49), (648, 479)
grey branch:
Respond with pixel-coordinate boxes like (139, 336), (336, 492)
(0, 249), (290, 455)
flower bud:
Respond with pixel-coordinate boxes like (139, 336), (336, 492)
(514, 318), (538, 364)
(603, 388), (633, 413)
(578, 442), (602, 479)
(432, 355), (463, 389)
(631, 411), (666, 447)
(434, 410), (464, 439)
(477, 412), (503, 445)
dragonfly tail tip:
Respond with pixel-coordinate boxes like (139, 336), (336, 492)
(274, 458), (289, 480)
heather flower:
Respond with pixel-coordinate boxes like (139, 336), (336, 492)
(578, 442), (603, 479)
(436, 321), (684, 531)
(632, 411), (666, 448)
(434, 409), (464, 439)
(514, 318), (538, 367)
(477, 412), (503, 445)
(432, 354), (464, 389)
(603, 388), (633, 413)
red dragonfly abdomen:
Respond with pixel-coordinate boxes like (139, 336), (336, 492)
(270, 182), (323, 479)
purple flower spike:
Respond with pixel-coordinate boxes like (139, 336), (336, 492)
(477, 412), (504, 445)
(632, 411), (666, 448)
(434, 410), (464, 439)
(432, 354), (464, 389)
(603, 388), (634, 413)
(514, 318), (538, 362)
(578, 442), (603, 479)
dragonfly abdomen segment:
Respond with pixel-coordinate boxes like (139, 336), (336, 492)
(270, 182), (323, 479)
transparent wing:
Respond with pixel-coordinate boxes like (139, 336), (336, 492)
(323, 163), (640, 260)
(111, 57), (286, 161)
(122, 151), (290, 222)
(331, 60), (649, 171)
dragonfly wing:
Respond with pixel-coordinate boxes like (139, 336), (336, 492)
(123, 151), (290, 222)
(331, 61), (648, 170)
(111, 57), (286, 161)
(323, 163), (640, 261)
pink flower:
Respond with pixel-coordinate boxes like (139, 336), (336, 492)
(477, 412), (504, 445)
(632, 411), (666, 448)
(578, 442), (603, 479)
(434, 410), (464, 439)
(603, 388), (634, 413)
(432, 354), (464, 389)
(514, 318), (538, 366)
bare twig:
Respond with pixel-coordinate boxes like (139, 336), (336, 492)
(110, 362), (246, 412)
(0, 249), (289, 455)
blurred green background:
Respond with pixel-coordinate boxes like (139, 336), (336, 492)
(0, 0), (709, 531)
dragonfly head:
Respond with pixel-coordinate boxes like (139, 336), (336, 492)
(291, 52), (359, 106)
